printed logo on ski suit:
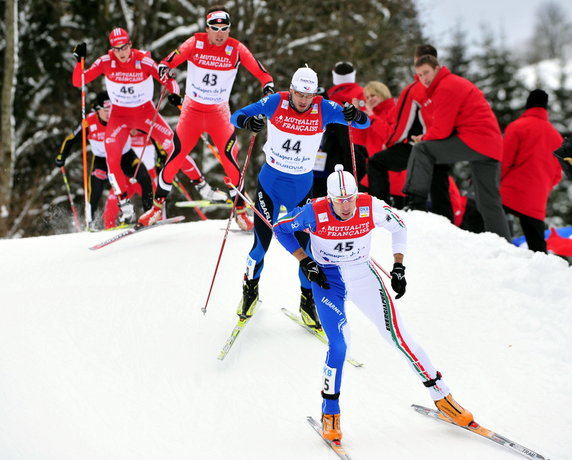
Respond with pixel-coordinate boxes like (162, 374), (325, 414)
(264, 92), (324, 175)
(86, 111), (131, 158)
(310, 195), (375, 265)
(102, 50), (157, 107)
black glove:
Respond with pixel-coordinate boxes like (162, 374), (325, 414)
(73, 43), (87, 62)
(263, 82), (275, 96)
(55, 153), (66, 167)
(390, 262), (407, 299)
(244, 115), (266, 133)
(157, 64), (174, 81)
(342, 102), (359, 122)
(300, 257), (330, 289)
(554, 137), (572, 160)
(168, 93), (183, 107)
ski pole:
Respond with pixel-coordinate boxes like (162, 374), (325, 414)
(371, 257), (391, 279)
(172, 177), (208, 221)
(347, 121), (358, 180)
(202, 133), (257, 315)
(80, 57), (91, 229)
(223, 176), (273, 231)
(60, 166), (82, 232)
(129, 85), (168, 185)
(227, 174), (390, 279)
(200, 133), (222, 163)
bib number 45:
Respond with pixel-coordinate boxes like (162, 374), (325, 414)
(334, 242), (354, 252)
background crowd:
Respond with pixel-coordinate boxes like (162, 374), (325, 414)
(1, 0), (571, 242)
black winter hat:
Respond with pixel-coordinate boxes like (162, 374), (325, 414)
(333, 61), (354, 76)
(526, 89), (548, 109)
(94, 91), (111, 110)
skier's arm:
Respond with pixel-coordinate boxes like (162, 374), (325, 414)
(55, 122), (83, 166)
(230, 94), (281, 128)
(72, 55), (105, 87)
(322, 100), (370, 129)
(161, 36), (196, 70)
(371, 197), (407, 256)
(273, 204), (317, 254)
(236, 42), (274, 94)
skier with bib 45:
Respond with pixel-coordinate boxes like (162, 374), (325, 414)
(274, 165), (473, 442)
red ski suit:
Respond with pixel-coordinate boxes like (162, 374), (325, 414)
(159, 33), (273, 188)
(501, 107), (562, 220)
(73, 49), (179, 196)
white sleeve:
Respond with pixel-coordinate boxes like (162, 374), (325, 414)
(372, 197), (407, 255)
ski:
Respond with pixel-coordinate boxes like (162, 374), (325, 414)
(217, 301), (260, 360)
(281, 308), (364, 368)
(411, 404), (547, 459)
(307, 416), (352, 460)
(176, 200), (232, 208)
(88, 216), (185, 250)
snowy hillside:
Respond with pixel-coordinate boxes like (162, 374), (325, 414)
(0, 211), (570, 460)
(517, 59), (572, 91)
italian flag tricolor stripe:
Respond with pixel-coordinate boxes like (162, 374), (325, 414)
(368, 262), (432, 382)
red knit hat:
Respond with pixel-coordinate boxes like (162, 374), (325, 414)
(109, 28), (130, 48)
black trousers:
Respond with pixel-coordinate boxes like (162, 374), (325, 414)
(367, 142), (453, 222)
(403, 136), (510, 240)
(504, 206), (547, 253)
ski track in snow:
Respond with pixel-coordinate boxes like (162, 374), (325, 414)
(0, 211), (570, 460)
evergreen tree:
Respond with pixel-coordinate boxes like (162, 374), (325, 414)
(444, 23), (471, 79)
(0, 0), (427, 237)
(470, 29), (527, 131)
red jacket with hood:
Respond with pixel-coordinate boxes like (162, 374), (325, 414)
(500, 107), (562, 219)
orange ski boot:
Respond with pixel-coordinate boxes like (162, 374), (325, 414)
(435, 393), (474, 426)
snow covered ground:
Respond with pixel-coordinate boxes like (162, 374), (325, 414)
(0, 211), (570, 460)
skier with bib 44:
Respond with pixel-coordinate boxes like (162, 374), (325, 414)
(230, 66), (370, 331)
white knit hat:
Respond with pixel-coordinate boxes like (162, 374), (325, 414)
(327, 164), (357, 198)
(290, 66), (318, 94)
(332, 61), (356, 85)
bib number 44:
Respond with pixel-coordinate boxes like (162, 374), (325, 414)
(282, 139), (301, 153)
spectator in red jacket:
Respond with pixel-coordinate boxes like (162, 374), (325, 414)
(367, 44), (452, 218)
(313, 61), (368, 196)
(501, 89), (562, 252)
(403, 55), (510, 240)
(350, 81), (406, 203)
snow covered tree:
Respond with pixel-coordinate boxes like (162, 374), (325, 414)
(0, 0), (428, 237)
(526, 0), (572, 63)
